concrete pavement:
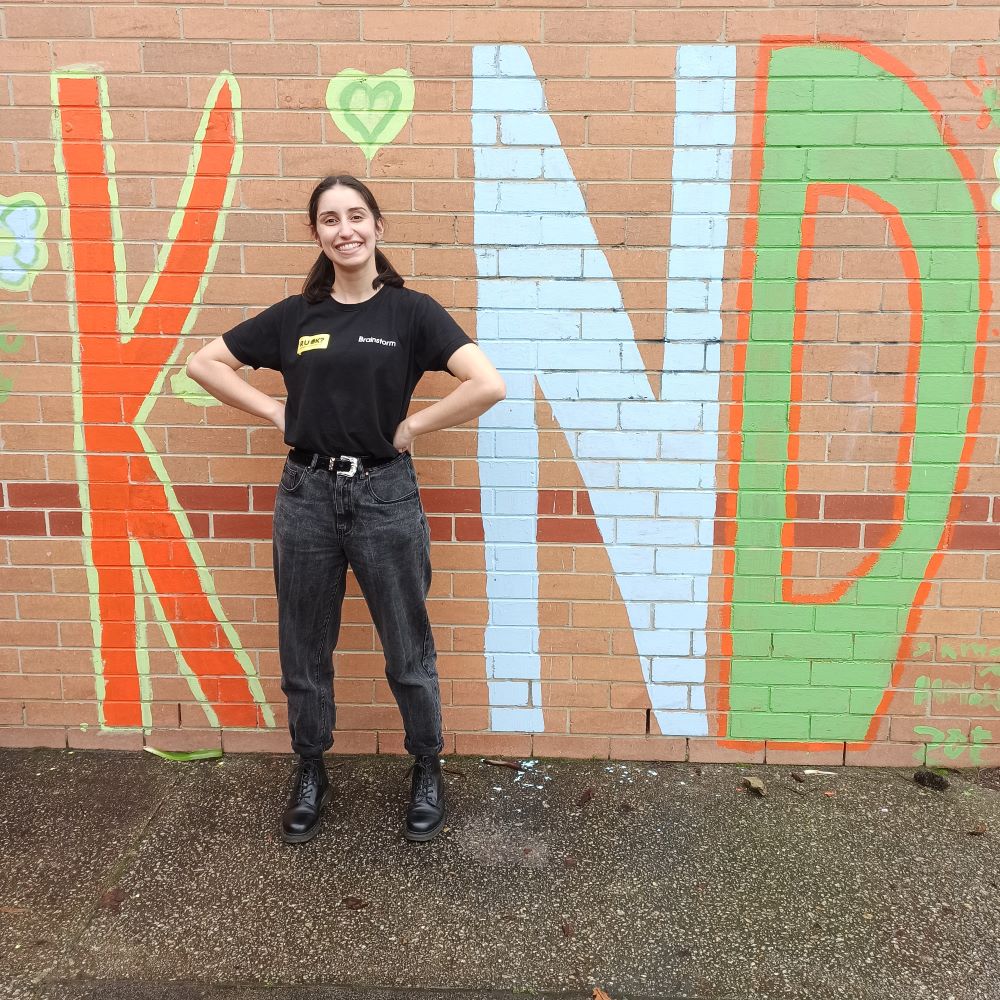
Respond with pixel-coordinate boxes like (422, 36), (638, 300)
(1, 749), (998, 1000)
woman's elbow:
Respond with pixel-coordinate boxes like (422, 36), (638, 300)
(185, 350), (210, 388)
(488, 376), (506, 404)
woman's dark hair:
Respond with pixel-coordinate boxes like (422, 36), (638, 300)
(302, 175), (404, 303)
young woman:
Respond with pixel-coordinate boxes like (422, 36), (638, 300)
(188, 175), (505, 844)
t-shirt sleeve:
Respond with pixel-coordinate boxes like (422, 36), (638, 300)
(221, 298), (288, 372)
(414, 294), (474, 374)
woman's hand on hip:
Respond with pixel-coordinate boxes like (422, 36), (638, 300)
(392, 418), (415, 453)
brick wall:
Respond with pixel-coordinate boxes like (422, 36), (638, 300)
(1, 0), (999, 767)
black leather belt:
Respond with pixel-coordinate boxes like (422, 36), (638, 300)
(288, 449), (395, 477)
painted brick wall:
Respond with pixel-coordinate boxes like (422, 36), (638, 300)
(1, 0), (999, 768)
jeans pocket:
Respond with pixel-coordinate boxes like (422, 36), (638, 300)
(365, 460), (418, 504)
(279, 459), (307, 494)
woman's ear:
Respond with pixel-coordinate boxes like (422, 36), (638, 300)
(375, 218), (385, 243)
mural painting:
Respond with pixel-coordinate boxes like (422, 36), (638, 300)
(9, 35), (989, 754)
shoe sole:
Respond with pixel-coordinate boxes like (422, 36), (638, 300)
(403, 808), (446, 843)
(280, 788), (331, 845)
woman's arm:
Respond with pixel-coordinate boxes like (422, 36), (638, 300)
(187, 338), (286, 433)
(393, 343), (505, 452)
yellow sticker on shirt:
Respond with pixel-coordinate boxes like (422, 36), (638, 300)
(297, 334), (330, 355)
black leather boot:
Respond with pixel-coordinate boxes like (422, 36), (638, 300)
(281, 754), (330, 844)
(404, 754), (445, 842)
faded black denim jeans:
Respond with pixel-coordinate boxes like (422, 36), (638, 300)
(272, 451), (443, 758)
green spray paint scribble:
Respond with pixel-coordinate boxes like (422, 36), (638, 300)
(326, 69), (414, 163)
(729, 44), (984, 744)
(0, 331), (24, 354)
(0, 324), (25, 404)
(913, 725), (992, 765)
(983, 86), (1000, 131)
(913, 675), (1000, 710)
(939, 641), (1000, 663)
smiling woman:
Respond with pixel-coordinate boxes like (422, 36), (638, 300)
(186, 174), (505, 846)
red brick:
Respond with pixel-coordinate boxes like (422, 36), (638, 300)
(55, 39), (142, 71)
(634, 10), (723, 41)
(422, 489), (481, 514)
(532, 734), (610, 759)
(907, 9), (998, 40)
(144, 729), (223, 753)
(764, 743), (845, 766)
(455, 517), (484, 542)
(537, 517), (602, 543)
(609, 736), (686, 761)
(93, 6), (179, 38)
(6, 483), (81, 509)
(570, 708), (646, 735)
(0, 41), (50, 71)
(688, 739), (766, 763)
(25, 701), (99, 727)
(454, 732), (533, 758)
(221, 729), (295, 753)
(174, 485), (250, 513)
(69, 729), (145, 751)
(142, 42), (231, 74)
(947, 525), (1000, 550)
(326, 731), (378, 755)
(792, 522), (861, 548)
(543, 10), (632, 43)
(845, 741), (926, 767)
(824, 494), (900, 520)
(363, 11), (452, 41)
(183, 8), (271, 39)
(213, 514), (273, 540)
(0, 728), (66, 749)
(452, 10), (542, 42)
(0, 511), (46, 535)
(7, 5), (91, 37)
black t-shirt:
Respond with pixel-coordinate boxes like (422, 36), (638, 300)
(222, 285), (473, 459)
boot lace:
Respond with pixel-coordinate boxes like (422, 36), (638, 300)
(296, 757), (322, 797)
(412, 755), (437, 801)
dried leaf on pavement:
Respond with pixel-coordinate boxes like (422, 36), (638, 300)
(562, 921), (574, 937)
(342, 896), (368, 910)
(743, 776), (767, 797)
(593, 989), (613, 1000)
(576, 786), (595, 807)
(967, 823), (988, 836)
(97, 887), (126, 912)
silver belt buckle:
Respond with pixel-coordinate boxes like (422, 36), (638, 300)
(334, 455), (358, 477)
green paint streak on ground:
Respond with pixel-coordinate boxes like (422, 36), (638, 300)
(729, 44), (982, 742)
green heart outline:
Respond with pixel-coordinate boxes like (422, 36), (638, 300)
(327, 69), (414, 162)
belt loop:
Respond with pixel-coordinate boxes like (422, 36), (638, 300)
(309, 453), (320, 470)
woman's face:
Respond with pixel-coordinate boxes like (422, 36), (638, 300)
(312, 184), (384, 275)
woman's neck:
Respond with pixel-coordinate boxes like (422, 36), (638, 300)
(331, 264), (380, 304)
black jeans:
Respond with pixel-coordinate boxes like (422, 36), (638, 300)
(272, 451), (443, 758)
